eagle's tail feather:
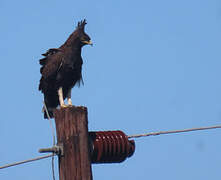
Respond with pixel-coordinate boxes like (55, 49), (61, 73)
(44, 109), (54, 119)
(42, 102), (55, 119)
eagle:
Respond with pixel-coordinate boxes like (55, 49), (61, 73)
(39, 19), (92, 118)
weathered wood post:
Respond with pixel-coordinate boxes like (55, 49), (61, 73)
(54, 106), (93, 180)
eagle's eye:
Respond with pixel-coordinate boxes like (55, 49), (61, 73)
(81, 38), (86, 42)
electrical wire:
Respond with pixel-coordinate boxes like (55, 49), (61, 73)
(1, 123), (221, 171)
(128, 124), (221, 138)
(0, 154), (54, 170)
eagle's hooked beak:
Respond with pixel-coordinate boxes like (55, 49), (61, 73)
(82, 40), (93, 46)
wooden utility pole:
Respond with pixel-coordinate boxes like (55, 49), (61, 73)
(54, 106), (93, 180)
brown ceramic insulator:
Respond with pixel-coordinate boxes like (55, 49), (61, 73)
(89, 131), (135, 164)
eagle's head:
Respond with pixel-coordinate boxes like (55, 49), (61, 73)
(75, 19), (92, 47)
(62, 19), (92, 48)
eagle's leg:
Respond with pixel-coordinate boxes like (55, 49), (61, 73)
(67, 89), (72, 106)
(58, 87), (67, 108)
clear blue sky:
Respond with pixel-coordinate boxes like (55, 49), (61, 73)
(1, 0), (221, 179)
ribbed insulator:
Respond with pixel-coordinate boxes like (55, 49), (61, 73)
(89, 131), (135, 164)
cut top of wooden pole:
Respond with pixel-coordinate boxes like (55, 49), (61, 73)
(54, 106), (93, 180)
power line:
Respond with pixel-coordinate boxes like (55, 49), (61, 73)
(1, 124), (221, 170)
(128, 124), (221, 138)
(0, 154), (55, 170)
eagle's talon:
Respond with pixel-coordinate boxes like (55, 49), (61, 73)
(60, 104), (69, 108)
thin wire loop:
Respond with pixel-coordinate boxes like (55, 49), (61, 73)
(43, 101), (56, 180)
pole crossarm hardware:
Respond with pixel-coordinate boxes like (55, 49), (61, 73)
(39, 144), (64, 156)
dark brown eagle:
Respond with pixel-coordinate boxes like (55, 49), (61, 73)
(39, 19), (92, 118)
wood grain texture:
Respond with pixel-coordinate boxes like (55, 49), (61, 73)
(54, 106), (92, 180)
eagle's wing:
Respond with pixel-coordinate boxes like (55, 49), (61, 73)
(42, 48), (61, 57)
(39, 50), (64, 92)
(40, 51), (64, 79)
